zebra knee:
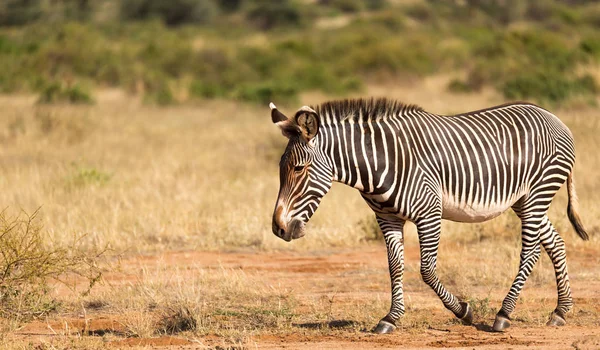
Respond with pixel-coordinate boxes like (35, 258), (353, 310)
(419, 262), (437, 286)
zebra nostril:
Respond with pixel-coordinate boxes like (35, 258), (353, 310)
(279, 228), (285, 237)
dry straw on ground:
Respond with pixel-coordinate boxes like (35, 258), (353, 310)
(0, 79), (598, 348)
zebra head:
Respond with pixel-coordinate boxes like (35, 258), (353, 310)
(270, 102), (333, 242)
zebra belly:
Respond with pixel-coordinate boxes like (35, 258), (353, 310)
(441, 197), (512, 223)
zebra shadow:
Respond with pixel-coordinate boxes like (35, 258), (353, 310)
(474, 323), (495, 332)
(293, 320), (357, 329)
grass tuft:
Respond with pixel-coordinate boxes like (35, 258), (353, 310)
(0, 209), (103, 324)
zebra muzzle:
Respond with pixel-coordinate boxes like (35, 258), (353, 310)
(285, 219), (306, 241)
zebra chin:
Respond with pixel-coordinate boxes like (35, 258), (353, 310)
(279, 219), (306, 242)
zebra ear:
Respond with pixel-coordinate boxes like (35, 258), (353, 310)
(270, 102), (287, 123)
(270, 102), (299, 138)
(295, 106), (319, 142)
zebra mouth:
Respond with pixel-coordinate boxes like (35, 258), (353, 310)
(284, 219), (305, 242)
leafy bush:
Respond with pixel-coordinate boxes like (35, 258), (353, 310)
(447, 79), (474, 93)
(0, 0), (42, 26)
(0, 210), (103, 322)
(120, 0), (219, 26)
(502, 72), (597, 103)
(246, 0), (305, 30)
(319, 0), (364, 13)
(38, 82), (94, 104)
(580, 35), (600, 58)
(235, 82), (297, 105)
(1, 0), (600, 106)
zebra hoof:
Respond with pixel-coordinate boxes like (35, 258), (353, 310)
(492, 313), (511, 332)
(373, 319), (396, 334)
(546, 310), (566, 327)
(458, 302), (473, 325)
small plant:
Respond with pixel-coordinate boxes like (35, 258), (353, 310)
(158, 300), (198, 334)
(67, 166), (112, 188)
(0, 209), (103, 323)
(467, 296), (494, 321)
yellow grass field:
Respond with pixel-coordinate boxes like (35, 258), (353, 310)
(1, 77), (599, 349)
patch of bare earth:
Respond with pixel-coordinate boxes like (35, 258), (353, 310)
(7, 243), (600, 349)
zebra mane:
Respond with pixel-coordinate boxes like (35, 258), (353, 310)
(312, 98), (423, 123)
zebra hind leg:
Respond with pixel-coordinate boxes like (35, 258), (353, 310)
(541, 218), (572, 327)
(493, 210), (544, 332)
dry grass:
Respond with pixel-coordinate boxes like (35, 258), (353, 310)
(0, 81), (599, 347)
(1, 80), (598, 254)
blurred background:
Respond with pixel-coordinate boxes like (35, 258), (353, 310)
(1, 0), (600, 105)
(1, 0), (598, 251)
(1, 0), (599, 344)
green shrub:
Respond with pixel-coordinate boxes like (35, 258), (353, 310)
(146, 84), (175, 105)
(319, 0), (364, 13)
(235, 82), (297, 105)
(580, 35), (600, 58)
(216, 0), (243, 13)
(67, 167), (112, 188)
(189, 80), (227, 99)
(0, 0), (42, 26)
(246, 0), (305, 30)
(404, 2), (434, 21)
(120, 0), (219, 26)
(37, 82), (94, 104)
(502, 72), (597, 103)
(447, 79), (473, 93)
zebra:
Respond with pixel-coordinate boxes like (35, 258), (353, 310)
(269, 98), (589, 333)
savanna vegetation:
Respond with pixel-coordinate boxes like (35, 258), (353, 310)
(1, 0), (600, 105)
(1, 1), (599, 349)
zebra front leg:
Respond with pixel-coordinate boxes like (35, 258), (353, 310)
(416, 217), (473, 325)
(540, 217), (572, 326)
(373, 216), (406, 334)
(493, 214), (543, 332)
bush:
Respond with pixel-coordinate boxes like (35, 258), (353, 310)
(120, 0), (219, 26)
(145, 84), (175, 105)
(447, 79), (473, 93)
(0, 210), (102, 321)
(235, 82), (297, 105)
(0, 0), (42, 26)
(319, 0), (364, 13)
(580, 35), (600, 58)
(37, 82), (94, 104)
(502, 72), (597, 103)
(189, 80), (226, 99)
(246, 0), (305, 30)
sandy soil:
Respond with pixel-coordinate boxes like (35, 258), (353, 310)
(12, 246), (600, 349)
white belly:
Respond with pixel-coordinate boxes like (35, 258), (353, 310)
(442, 197), (511, 223)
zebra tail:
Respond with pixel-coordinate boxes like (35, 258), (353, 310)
(567, 171), (589, 241)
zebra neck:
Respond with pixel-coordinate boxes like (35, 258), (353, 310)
(319, 116), (407, 193)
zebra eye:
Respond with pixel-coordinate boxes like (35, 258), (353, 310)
(293, 165), (304, 172)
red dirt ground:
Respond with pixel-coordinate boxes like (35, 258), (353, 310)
(11, 246), (600, 349)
